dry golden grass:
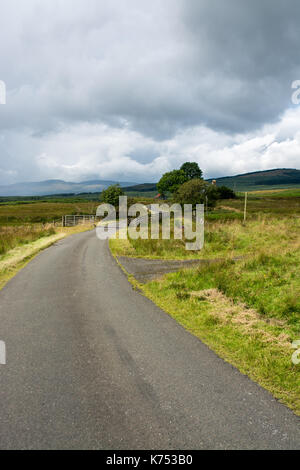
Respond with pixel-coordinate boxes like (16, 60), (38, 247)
(189, 288), (291, 348)
(111, 216), (300, 260)
(0, 223), (94, 290)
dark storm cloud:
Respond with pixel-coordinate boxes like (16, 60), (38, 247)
(0, 0), (299, 184)
(179, 0), (300, 132)
(2, 0), (299, 137)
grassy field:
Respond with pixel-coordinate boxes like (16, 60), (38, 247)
(110, 190), (300, 414)
(0, 201), (100, 224)
(225, 193), (300, 216)
(0, 224), (57, 255)
(142, 262), (300, 414)
(249, 188), (300, 197)
(0, 223), (94, 290)
(110, 209), (300, 260)
(110, 191), (300, 259)
(0, 196), (161, 225)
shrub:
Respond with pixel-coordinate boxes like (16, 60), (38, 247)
(157, 170), (188, 195)
(173, 179), (218, 208)
(101, 184), (124, 208)
(217, 186), (236, 199)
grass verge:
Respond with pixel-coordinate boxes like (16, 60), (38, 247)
(0, 224), (94, 290)
(110, 223), (300, 415)
(138, 253), (300, 415)
(110, 216), (299, 260)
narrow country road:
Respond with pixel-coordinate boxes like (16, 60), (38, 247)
(0, 230), (299, 449)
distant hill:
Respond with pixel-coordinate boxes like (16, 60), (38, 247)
(122, 183), (157, 197)
(1, 168), (299, 197)
(124, 169), (300, 196)
(207, 168), (300, 191)
(0, 179), (137, 197)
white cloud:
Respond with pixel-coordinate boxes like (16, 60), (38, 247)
(0, 0), (299, 184)
(11, 106), (298, 183)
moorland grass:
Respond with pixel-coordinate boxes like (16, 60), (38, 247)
(110, 216), (299, 260)
(142, 269), (300, 414)
(0, 224), (56, 255)
(0, 201), (100, 224)
(110, 194), (300, 414)
(0, 224), (94, 290)
(139, 238), (300, 414)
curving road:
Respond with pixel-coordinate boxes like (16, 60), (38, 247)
(0, 230), (299, 449)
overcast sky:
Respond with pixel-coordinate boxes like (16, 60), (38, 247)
(0, 0), (300, 184)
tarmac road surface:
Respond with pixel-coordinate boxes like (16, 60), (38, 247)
(0, 230), (299, 449)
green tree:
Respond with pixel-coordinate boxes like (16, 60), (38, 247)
(204, 184), (219, 208)
(101, 184), (124, 207)
(216, 185), (236, 199)
(180, 162), (203, 180)
(157, 170), (188, 195)
(173, 179), (218, 208)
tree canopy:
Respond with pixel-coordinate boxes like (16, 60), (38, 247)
(157, 162), (204, 196)
(216, 185), (236, 199)
(101, 184), (124, 207)
(157, 169), (188, 195)
(173, 178), (218, 208)
(180, 162), (203, 180)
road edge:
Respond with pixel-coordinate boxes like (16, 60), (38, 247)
(108, 241), (300, 417)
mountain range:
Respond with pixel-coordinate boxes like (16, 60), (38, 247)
(0, 168), (299, 196)
(206, 168), (300, 190)
(0, 179), (137, 197)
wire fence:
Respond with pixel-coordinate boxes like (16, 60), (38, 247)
(62, 215), (98, 227)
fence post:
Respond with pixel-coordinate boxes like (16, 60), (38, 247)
(244, 192), (248, 223)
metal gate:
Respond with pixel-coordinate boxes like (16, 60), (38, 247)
(62, 215), (97, 227)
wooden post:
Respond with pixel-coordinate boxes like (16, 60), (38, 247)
(244, 192), (248, 223)
(62, 216), (64, 227)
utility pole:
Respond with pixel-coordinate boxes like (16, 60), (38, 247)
(243, 192), (248, 223)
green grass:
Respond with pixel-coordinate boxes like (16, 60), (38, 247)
(124, 190), (158, 198)
(0, 193), (102, 203)
(110, 193), (300, 414)
(249, 188), (300, 198)
(140, 248), (300, 414)
(211, 253), (300, 330)
(0, 224), (56, 255)
(110, 216), (299, 261)
(110, 194), (300, 260)
(0, 201), (100, 224)
(224, 194), (300, 216)
(0, 223), (94, 290)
